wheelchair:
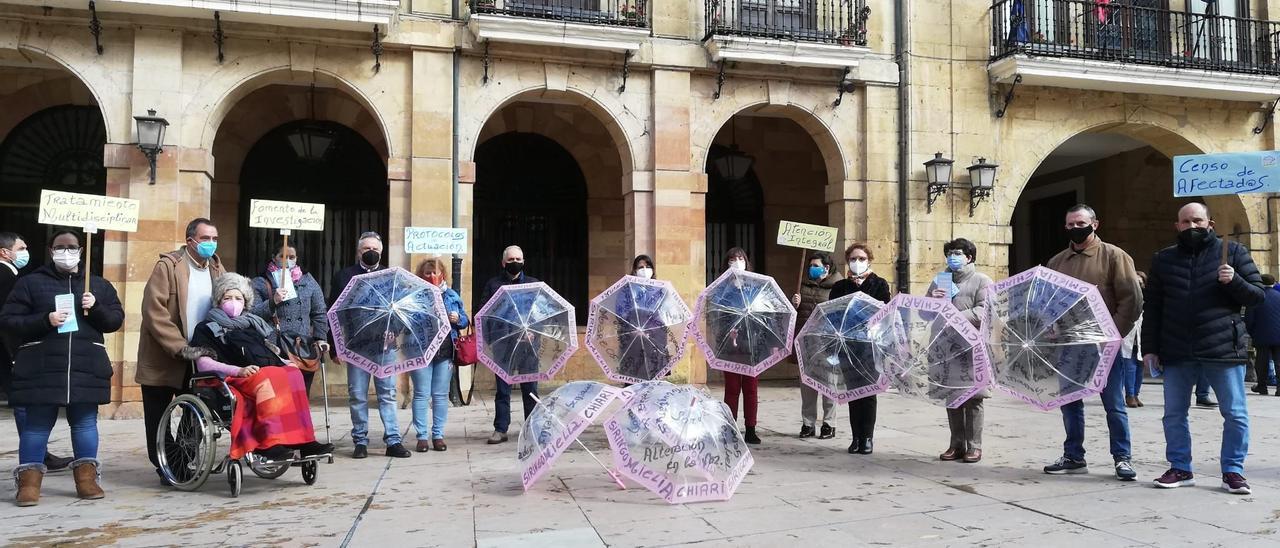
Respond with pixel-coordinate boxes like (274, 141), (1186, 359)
(155, 361), (334, 497)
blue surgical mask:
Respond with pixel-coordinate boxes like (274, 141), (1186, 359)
(808, 265), (825, 280)
(195, 241), (218, 259)
(13, 249), (29, 269)
(946, 255), (967, 271)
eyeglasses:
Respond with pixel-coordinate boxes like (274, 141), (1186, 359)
(946, 250), (967, 257)
(52, 246), (81, 254)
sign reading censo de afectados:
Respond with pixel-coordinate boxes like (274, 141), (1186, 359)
(1173, 151), (1280, 197)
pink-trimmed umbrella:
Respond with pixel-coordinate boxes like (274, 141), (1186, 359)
(327, 267), (450, 378)
(982, 266), (1123, 411)
(586, 275), (692, 384)
(605, 381), (753, 504)
(476, 282), (578, 384)
(869, 294), (993, 408)
(518, 381), (625, 491)
(691, 269), (797, 377)
(796, 293), (890, 404)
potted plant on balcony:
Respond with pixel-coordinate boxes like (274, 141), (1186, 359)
(472, 0), (496, 11)
(620, 2), (645, 24)
(838, 27), (858, 46)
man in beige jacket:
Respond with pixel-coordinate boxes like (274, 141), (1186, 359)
(1042, 204), (1143, 481)
(136, 218), (225, 484)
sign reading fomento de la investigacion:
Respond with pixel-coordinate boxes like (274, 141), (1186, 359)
(1173, 150), (1280, 197)
(248, 199), (326, 231)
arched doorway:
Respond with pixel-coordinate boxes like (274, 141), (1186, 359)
(705, 143), (765, 282)
(235, 119), (388, 295)
(0, 105), (107, 273)
(473, 132), (589, 322)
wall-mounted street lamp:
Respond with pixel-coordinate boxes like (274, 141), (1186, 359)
(967, 157), (998, 217)
(924, 152), (953, 212)
(134, 109), (169, 185)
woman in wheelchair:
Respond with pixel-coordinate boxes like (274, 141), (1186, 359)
(179, 273), (333, 462)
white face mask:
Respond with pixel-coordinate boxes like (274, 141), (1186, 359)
(849, 259), (870, 275)
(54, 250), (81, 271)
(729, 259), (746, 272)
(635, 267), (653, 279)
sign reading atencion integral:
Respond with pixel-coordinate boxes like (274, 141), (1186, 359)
(776, 220), (838, 251)
(38, 189), (140, 232)
(1173, 151), (1280, 197)
(404, 227), (468, 255)
(248, 199), (326, 231)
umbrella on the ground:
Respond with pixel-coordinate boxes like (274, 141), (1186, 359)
(691, 269), (797, 377)
(327, 267), (450, 378)
(518, 381), (625, 491)
(982, 266), (1124, 411)
(869, 295), (993, 408)
(475, 282), (578, 384)
(796, 292), (889, 404)
(605, 381), (753, 504)
(586, 275), (693, 384)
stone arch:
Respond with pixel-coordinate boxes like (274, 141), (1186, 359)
(6, 46), (117, 142)
(691, 95), (850, 187)
(0, 75), (100, 141)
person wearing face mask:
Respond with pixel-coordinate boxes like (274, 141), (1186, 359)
(1144, 202), (1264, 495)
(715, 247), (764, 445)
(180, 273), (333, 465)
(928, 239), (993, 464)
(829, 242), (890, 455)
(329, 232), (410, 459)
(478, 245), (540, 444)
(137, 218), (226, 485)
(1043, 204), (1143, 482)
(617, 255), (670, 383)
(409, 258), (468, 452)
(251, 244), (330, 394)
(3, 230), (124, 507)
(632, 254), (656, 280)
(791, 251), (842, 440)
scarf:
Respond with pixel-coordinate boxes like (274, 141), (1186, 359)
(206, 305), (276, 340)
(267, 261), (303, 283)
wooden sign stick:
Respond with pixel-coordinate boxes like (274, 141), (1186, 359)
(796, 249), (808, 296)
(1222, 232), (1230, 266)
(83, 223), (97, 316)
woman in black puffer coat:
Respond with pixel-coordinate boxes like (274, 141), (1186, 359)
(2, 230), (124, 507)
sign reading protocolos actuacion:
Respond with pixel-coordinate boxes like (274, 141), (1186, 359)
(38, 189), (140, 232)
(776, 220), (838, 251)
(1173, 151), (1280, 197)
(248, 199), (326, 231)
(404, 227), (468, 255)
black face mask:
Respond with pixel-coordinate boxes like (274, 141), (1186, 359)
(1178, 227), (1212, 250)
(1066, 226), (1094, 245)
(361, 250), (380, 267)
(504, 261), (524, 276)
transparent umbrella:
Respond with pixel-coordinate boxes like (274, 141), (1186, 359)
(518, 381), (625, 491)
(326, 267), (450, 378)
(586, 275), (693, 384)
(869, 295), (993, 408)
(691, 269), (796, 377)
(476, 282), (578, 384)
(796, 292), (889, 404)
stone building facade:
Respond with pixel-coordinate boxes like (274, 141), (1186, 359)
(2, 0), (1279, 414)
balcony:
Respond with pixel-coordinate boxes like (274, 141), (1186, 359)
(702, 0), (882, 72)
(15, 0), (398, 32)
(990, 0), (1280, 102)
(467, 0), (650, 53)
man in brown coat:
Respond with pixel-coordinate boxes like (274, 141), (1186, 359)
(1042, 204), (1143, 481)
(136, 218), (225, 483)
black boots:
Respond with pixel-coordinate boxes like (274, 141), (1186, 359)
(848, 437), (874, 455)
(744, 427), (761, 445)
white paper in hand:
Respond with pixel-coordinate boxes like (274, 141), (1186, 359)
(55, 293), (79, 334)
(273, 270), (298, 302)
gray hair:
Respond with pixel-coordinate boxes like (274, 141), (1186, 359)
(1066, 204), (1097, 221)
(502, 245), (523, 261)
(211, 273), (255, 308)
(356, 231), (382, 251)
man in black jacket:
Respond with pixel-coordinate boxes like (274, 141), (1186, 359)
(479, 245), (540, 445)
(1143, 203), (1265, 495)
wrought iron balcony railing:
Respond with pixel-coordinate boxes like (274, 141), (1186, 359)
(469, 0), (649, 29)
(703, 0), (871, 46)
(991, 0), (1280, 76)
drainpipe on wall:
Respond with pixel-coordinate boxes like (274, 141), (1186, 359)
(894, 0), (911, 294)
(451, 0), (464, 293)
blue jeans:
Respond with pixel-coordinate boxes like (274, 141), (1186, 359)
(18, 404), (97, 465)
(410, 359), (452, 440)
(1162, 362), (1249, 474)
(493, 378), (538, 434)
(347, 365), (401, 446)
(1060, 355), (1131, 461)
(1120, 357), (1142, 397)
(1195, 370), (1212, 399)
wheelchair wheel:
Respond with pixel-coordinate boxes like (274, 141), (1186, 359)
(157, 394), (218, 491)
(248, 454), (290, 480)
(301, 460), (318, 485)
(227, 460), (242, 498)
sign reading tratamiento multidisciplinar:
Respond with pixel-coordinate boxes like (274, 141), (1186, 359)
(248, 199), (326, 231)
(38, 189), (140, 232)
(1173, 151), (1280, 197)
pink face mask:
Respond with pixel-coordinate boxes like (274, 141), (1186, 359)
(220, 299), (244, 318)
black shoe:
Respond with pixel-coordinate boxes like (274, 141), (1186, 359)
(858, 438), (874, 454)
(1252, 385), (1268, 395)
(744, 427), (761, 445)
(818, 423), (836, 439)
(798, 425), (815, 438)
(1044, 456), (1088, 474)
(156, 468), (173, 487)
(257, 445), (296, 462)
(1196, 396), (1218, 408)
(353, 444), (368, 459)
(294, 441), (335, 458)
(44, 452), (73, 472)
(848, 437), (862, 454)
(386, 443), (412, 458)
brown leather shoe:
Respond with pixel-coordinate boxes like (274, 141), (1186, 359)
(73, 461), (104, 500)
(416, 440), (432, 453)
(939, 447), (961, 461)
(15, 468), (42, 507)
(433, 439), (447, 452)
(1125, 396), (1138, 408)
(962, 449), (982, 463)
(1134, 397), (1144, 407)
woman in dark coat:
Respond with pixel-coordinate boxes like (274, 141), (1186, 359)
(3, 230), (123, 507)
(250, 243), (330, 394)
(828, 242), (891, 455)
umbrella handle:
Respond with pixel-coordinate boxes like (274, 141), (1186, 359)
(528, 393), (627, 490)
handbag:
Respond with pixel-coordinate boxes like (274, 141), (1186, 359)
(454, 326), (478, 366)
(266, 272), (321, 372)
